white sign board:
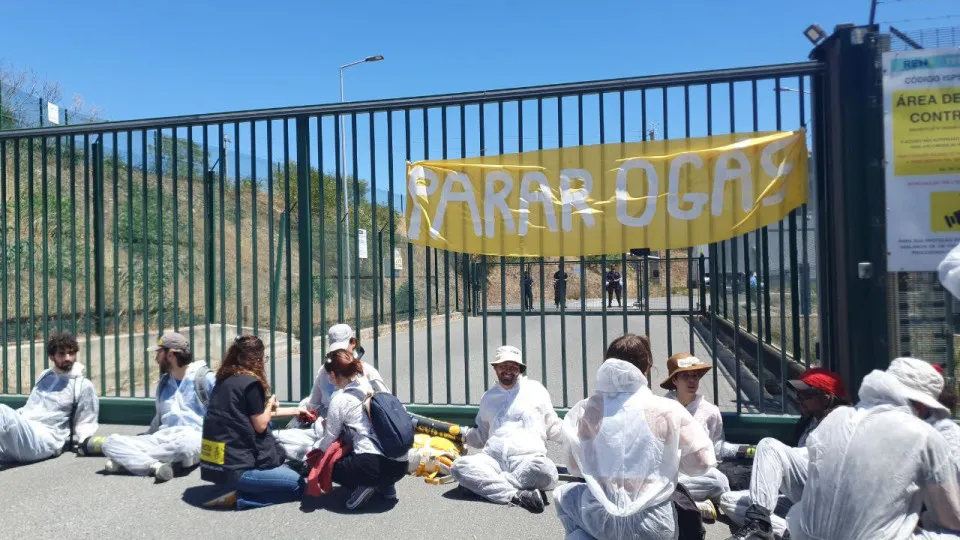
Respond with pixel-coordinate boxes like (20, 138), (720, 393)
(46, 102), (60, 125)
(883, 48), (960, 271)
(358, 228), (368, 259)
(394, 248), (403, 271)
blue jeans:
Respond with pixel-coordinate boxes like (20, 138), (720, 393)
(235, 464), (305, 510)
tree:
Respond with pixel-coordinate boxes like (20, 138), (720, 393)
(0, 62), (102, 130)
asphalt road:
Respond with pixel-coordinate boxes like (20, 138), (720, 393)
(0, 424), (738, 540)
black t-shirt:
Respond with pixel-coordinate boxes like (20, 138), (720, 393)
(244, 383), (266, 416)
(554, 271), (568, 282)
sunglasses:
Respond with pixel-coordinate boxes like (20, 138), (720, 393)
(797, 389), (824, 400)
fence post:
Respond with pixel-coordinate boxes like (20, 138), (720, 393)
(699, 252), (707, 314)
(810, 25), (888, 395)
(92, 139), (105, 334)
(295, 116), (313, 398)
(204, 170), (216, 325)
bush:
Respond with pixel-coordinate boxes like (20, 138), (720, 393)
(394, 279), (420, 314)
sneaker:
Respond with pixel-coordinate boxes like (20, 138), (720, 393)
(149, 462), (174, 483)
(376, 484), (398, 500)
(511, 489), (546, 514)
(103, 458), (123, 474)
(727, 518), (776, 540)
(203, 490), (237, 509)
(697, 499), (717, 522)
(345, 487), (376, 510)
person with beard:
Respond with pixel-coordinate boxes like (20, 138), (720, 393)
(98, 332), (216, 482)
(0, 332), (99, 464)
(722, 368), (847, 540)
(450, 345), (562, 513)
(201, 335), (305, 510)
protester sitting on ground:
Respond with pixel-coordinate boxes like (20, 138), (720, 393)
(451, 345), (562, 514)
(311, 348), (408, 511)
(200, 335), (306, 510)
(554, 334), (717, 539)
(926, 364), (960, 455)
(721, 367), (846, 540)
(99, 332), (215, 483)
(662, 352), (732, 519)
(275, 323), (388, 462)
(786, 357), (960, 539)
(0, 332), (99, 464)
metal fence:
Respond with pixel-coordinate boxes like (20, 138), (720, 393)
(0, 59), (827, 427)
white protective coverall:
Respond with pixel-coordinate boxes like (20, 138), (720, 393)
(929, 413), (960, 455)
(450, 376), (562, 504)
(717, 417), (822, 536)
(274, 361), (387, 461)
(0, 363), (99, 464)
(786, 369), (960, 540)
(101, 361), (215, 475)
(554, 360), (716, 540)
(666, 390), (731, 501)
(937, 241), (960, 301)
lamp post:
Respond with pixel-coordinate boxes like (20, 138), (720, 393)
(339, 55), (384, 308)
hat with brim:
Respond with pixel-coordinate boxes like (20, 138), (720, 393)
(887, 357), (949, 414)
(147, 332), (190, 354)
(490, 345), (526, 373)
(787, 367), (846, 399)
(328, 323), (355, 354)
(660, 355), (712, 390)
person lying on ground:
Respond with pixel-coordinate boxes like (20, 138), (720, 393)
(662, 352), (731, 520)
(275, 323), (387, 462)
(451, 345), (562, 514)
(786, 357), (960, 540)
(310, 348), (408, 511)
(554, 334), (717, 540)
(99, 332), (215, 483)
(721, 367), (847, 540)
(200, 335), (305, 510)
(0, 332), (99, 465)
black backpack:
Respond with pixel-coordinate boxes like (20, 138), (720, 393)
(347, 388), (414, 459)
(672, 483), (705, 540)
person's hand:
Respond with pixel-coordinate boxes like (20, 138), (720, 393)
(269, 395), (279, 411)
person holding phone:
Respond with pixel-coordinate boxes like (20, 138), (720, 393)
(200, 335), (307, 510)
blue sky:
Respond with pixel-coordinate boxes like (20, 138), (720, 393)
(1, 0), (956, 201)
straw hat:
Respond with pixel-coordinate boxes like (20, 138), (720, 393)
(660, 353), (712, 390)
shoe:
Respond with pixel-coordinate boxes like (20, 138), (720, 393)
(511, 489), (546, 514)
(697, 499), (717, 522)
(727, 518), (776, 540)
(376, 484), (398, 500)
(104, 458), (123, 474)
(150, 462), (174, 483)
(346, 486), (376, 510)
(203, 490), (237, 509)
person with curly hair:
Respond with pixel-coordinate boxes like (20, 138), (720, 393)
(0, 331), (99, 464)
(199, 335), (306, 510)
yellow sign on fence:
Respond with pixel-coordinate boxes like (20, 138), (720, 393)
(405, 130), (808, 257)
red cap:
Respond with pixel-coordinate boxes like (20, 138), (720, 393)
(788, 367), (846, 399)
(932, 363), (945, 375)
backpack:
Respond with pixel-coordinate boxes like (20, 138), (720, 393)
(156, 365), (212, 410)
(347, 388), (414, 459)
(671, 483), (706, 540)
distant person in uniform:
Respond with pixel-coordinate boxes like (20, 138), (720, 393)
(605, 266), (622, 307)
(522, 271), (534, 311)
(553, 266), (568, 309)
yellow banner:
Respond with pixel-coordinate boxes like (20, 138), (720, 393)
(405, 130), (808, 257)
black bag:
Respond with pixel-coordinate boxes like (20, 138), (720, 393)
(717, 458), (754, 492)
(672, 483), (705, 540)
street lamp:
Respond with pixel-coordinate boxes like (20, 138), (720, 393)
(339, 54), (384, 308)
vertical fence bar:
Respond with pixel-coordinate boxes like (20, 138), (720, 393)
(370, 113), (379, 369)
(296, 115), (314, 399)
(56, 135), (63, 333)
(0, 140), (6, 392)
(619, 91), (629, 335)
(799, 76), (812, 368)
(155, 131), (164, 333)
(789, 212), (802, 360)
(127, 133), (135, 394)
(235, 123), (242, 331)
(219, 125), (227, 359)
(720, 241), (728, 319)
(264, 122), (275, 386)
(405, 109), (415, 403)
(498, 102), (507, 347)
(441, 107), (452, 403)
(335, 114), (344, 322)
(458, 105), (469, 402)
(41, 138), (49, 350)
(28, 138), (36, 381)
(203, 128), (212, 375)
(743, 234), (752, 334)
(14, 139), (22, 393)
(755, 229), (764, 414)
(388, 111), (398, 396)
(578, 94), (588, 399)
(480, 103), (489, 393)
(252, 122), (259, 336)
(729, 81), (742, 413)
(600, 93), (609, 355)
(684, 84), (695, 354)
(112, 133), (120, 395)
(640, 91), (651, 340)
(558, 96), (568, 407)
(423, 110), (433, 403)
(172, 129), (179, 331)
(351, 113), (361, 332)
(317, 117), (327, 360)
(186, 129), (195, 351)
(93, 138), (106, 394)
(284, 119), (293, 400)
(538, 98), (547, 387)
(779, 215), (787, 410)
(70, 136), (77, 337)
(518, 101), (528, 365)
(710, 243), (720, 402)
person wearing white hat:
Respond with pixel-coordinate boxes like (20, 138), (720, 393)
(450, 345), (562, 514)
(274, 323), (388, 461)
(785, 357), (960, 540)
(99, 332), (216, 482)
